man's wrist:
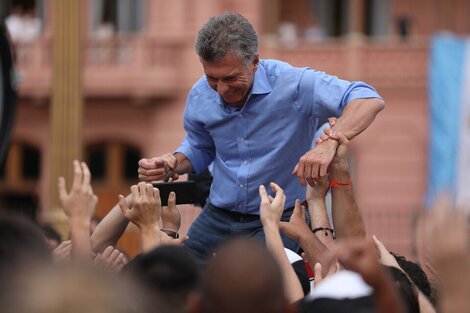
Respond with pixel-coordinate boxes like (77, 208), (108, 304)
(261, 220), (279, 232)
(161, 222), (179, 232)
(140, 224), (159, 235)
(69, 217), (91, 230)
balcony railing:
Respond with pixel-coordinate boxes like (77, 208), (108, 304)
(15, 37), (429, 99)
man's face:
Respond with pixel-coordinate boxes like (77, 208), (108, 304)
(202, 53), (259, 108)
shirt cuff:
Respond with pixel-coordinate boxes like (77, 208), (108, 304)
(174, 145), (206, 175)
(344, 82), (383, 104)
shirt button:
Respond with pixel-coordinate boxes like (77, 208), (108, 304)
(240, 137), (245, 142)
(243, 160), (248, 165)
(239, 184), (244, 188)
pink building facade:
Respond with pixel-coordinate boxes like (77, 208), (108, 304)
(2, 0), (469, 257)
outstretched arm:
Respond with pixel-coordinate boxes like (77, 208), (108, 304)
(294, 98), (384, 186)
(328, 132), (366, 239)
(306, 176), (335, 248)
(260, 183), (304, 303)
(59, 160), (98, 261)
(279, 201), (331, 277)
(90, 195), (131, 253)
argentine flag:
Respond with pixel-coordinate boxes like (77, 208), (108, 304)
(427, 34), (470, 210)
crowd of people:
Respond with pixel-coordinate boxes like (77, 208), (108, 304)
(0, 12), (469, 313)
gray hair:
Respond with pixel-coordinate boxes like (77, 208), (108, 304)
(195, 12), (259, 65)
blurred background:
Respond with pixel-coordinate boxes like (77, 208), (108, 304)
(0, 0), (468, 259)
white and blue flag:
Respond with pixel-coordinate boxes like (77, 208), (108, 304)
(427, 34), (470, 210)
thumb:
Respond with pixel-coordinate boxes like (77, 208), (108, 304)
(330, 132), (349, 145)
(372, 235), (388, 256)
(259, 185), (269, 202)
(291, 163), (299, 175)
(328, 117), (337, 127)
(118, 195), (131, 218)
(167, 191), (176, 208)
(314, 263), (323, 285)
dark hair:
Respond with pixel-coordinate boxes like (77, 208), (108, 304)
(195, 12), (258, 65)
(385, 266), (420, 313)
(0, 214), (51, 274)
(391, 252), (432, 301)
(124, 245), (200, 312)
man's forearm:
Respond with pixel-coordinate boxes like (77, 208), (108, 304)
(299, 231), (331, 276)
(330, 160), (366, 239)
(69, 218), (92, 260)
(90, 195), (131, 253)
(264, 225), (304, 303)
(174, 152), (194, 174)
(332, 98), (384, 139)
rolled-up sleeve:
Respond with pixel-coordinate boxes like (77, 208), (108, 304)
(295, 68), (382, 118)
(175, 95), (215, 174)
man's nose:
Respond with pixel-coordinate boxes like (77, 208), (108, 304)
(216, 81), (228, 95)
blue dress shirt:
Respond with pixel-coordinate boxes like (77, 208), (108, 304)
(176, 59), (380, 214)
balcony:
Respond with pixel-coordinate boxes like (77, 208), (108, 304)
(15, 36), (189, 100)
(16, 36), (429, 100)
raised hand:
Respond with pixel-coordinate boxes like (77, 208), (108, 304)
(259, 182), (286, 229)
(372, 235), (400, 268)
(58, 160), (98, 222)
(94, 246), (128, 272)
(292, 139), (339, 187)
(118, 182), (161, 230)
(332, 239), (382, 287)
(52, 240), (72, 263)
(279, 200), (311, 243)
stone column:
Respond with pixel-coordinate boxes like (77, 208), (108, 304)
(47, 0), (83, 235)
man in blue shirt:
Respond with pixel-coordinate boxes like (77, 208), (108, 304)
(138, 13), (384, 262)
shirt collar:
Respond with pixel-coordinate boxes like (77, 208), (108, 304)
(251, 63), (272, 95)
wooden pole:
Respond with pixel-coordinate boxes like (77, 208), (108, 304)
(47, 0), (83, 236)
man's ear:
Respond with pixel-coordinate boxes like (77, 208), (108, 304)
(252, 54), (260, 70)
(187, 291), (203, 313)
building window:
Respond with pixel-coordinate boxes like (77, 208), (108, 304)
(86, 142), (141, 183)
(275, 0), (389, 42)
(22, 144), (40, 180)
(91, 0), (145, 37)
(124, 145), (140, 181)
(0, 141), (41, 219)
(87, 144), (107, 181)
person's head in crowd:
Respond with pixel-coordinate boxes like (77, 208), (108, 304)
(0, 214), (50, 274)
(125, 245), (200, 313)
(301, 270), (376, 313)
(2, 264), (151, 313)
(391, 251), (433, 303)
(385, 266), (420, 313)
(195, 12), (259, 107)
(192, 238), (293, 313)
(41, 224), (62, 250)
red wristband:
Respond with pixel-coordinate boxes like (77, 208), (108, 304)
(329, 178), (352, 188)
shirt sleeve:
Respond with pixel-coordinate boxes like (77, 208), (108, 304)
(295, 68), (382, 118)
(174, 93), (215, 174)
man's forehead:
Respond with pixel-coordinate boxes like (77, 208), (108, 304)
(201, 54), (246, 76)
